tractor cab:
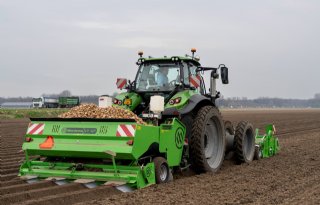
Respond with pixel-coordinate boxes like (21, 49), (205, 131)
(134, 57), (205, 94)
(130, 53), (208, 115)
(135, 62), (181, 92)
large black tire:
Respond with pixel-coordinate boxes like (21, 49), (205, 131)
(190, 106), (226, 173)
(234, 121), (255, 164)
(153, 157), (170, 184)
(181, 113), (195, 145)
(180, 114), (194, 167)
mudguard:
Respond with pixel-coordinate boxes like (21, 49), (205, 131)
(181, 94), (213, 114)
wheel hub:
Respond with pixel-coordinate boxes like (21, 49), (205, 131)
(159, 164), (168, 181)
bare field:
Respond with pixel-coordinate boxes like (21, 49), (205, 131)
(1, 109), (319, 205)
(0, 109), (68, 119)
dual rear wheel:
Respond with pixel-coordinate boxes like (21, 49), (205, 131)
(188, 106), (255, 173)
(234, 121), (255, 163)
(153, 105), (226, 182)
(224, 120), (256, 163)
(155, 106), (256, 183)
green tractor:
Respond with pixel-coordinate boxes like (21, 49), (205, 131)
(113, 49), (257, 169)
(19, 49), (263, 190)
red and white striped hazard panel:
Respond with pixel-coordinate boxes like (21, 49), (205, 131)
(116, 124), (136, 137)
(27, 123), (45, 135)
(189, 75), (201, 88)
(116, 78), (127, 89)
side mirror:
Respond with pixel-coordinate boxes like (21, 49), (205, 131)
(220, 67), (229, 84)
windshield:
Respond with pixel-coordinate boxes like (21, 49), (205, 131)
(32, 98), (41, 102)
(135, 62), (180, 92)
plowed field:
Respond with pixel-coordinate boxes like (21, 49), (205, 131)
(1, 109), (319, 205)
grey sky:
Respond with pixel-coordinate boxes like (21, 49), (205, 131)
(1, 0), (319, 99)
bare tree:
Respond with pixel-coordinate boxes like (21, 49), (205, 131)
(60, 90), (72, 97)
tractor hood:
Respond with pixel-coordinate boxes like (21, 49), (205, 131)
(113, 92), (142, 111)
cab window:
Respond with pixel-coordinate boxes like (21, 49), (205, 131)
(187, 62), (205, 94)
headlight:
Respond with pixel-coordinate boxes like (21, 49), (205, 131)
(113, 99), (122, 105)
(169, 97), (181, 105)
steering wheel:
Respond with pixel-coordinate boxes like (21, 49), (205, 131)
(169, 80), (177, 86)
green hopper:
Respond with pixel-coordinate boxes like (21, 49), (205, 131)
(19, 118), (186, 189)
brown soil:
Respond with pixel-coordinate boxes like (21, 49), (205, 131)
(1, 109), (320, 205)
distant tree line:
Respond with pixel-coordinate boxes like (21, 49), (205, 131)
(1, 92), (320, 108)
(216, 96), (320, 108)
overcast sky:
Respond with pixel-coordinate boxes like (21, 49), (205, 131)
(1, 0), (319, 99)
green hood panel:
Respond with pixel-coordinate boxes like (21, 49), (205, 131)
(113, 92), (142, 111)
(165, 90), (199, 110)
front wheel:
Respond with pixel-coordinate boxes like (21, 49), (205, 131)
(190, 106), (226, 173)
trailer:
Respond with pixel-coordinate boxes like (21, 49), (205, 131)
(58, 97), (80, 108)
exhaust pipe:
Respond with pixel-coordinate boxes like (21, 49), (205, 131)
(210, 69), (219, 101)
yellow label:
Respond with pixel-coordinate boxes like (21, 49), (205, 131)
(124, 99), (132, 105)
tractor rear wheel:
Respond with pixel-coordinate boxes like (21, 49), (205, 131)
(234, 121), (255, 163)
(190, 106), (225, 173)
(153, 157), (170, 184)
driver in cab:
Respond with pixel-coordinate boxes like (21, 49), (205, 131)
(156, 67), (169, 87)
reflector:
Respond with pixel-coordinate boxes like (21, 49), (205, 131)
(39, 136), (54, 149)
(126, 140), (134, 146)
(25, 137), (33, 142)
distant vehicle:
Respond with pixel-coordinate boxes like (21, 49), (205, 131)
(98, 95), (113, 108)
(58, 96), (80, 108)
(32, 97), (58, 108)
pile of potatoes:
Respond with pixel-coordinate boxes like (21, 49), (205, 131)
(59, 104), (145, 124)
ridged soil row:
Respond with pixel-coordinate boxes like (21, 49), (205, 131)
(0, 167), (19, 175)
(0, 181), (55, 196)
(1, 173), (19, 181)
(16, 185), (121, 205)
(0, 179), (25, 187)
(1, 156), (24, 164)
(0, 182), (85, 204)
(0, 152), (25, 158)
